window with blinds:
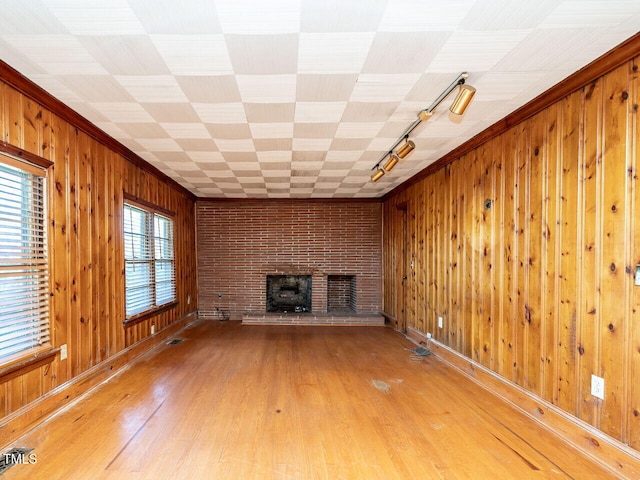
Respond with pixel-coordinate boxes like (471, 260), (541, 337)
(124, 202), (175, 318)
(0, 158), (50, 363)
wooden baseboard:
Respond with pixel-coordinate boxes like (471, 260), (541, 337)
(406, 326), (640, 479)
(0, 311), (199, 449)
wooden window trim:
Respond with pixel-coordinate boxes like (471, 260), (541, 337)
(123, 195), (176, 324)
(0, 347), (59, 385)
(122, 301), (178, 328)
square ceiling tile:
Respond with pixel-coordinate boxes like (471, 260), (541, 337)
(226, 34), (299, 74)
(215, 139), (255, 152)
(115, 75), (188, 103)
(193, 103), (247, 123)
(244, 103), (295, 123)
(43, 0), (146, 35)
(428, 30), (531, 72)
(79, 35), (170, 76)
(342, 102), (399, 122)
(206, 123), (251, 139)
(56, 75), (134, 102)
(296, 74), (358, 101)
(236, 75), (297, 103)
(178, 76), (241, 103)
(128, 0), (222, 34)
(294, 102), (346, 122)
(137, 138), (183, 151)
(249, 123), (295, 139)
(292, 138), (332, 151)
(363, 32), (451, 74)
(335, 122), (384, 138)
(254, 139), (294, 151)
(298, 33), (375, 73)
(161, 122), (211, 139)
(0, 35), (107, 75)
(89, 102), (154, 123)
(293, 123), (339, 138)
(350, 74), (421, 102)
(151, 34), (233, 75)
(379, 0), (475, 31)
(215, 0), (301, 34)
(300, 0), (388, 32)
(143, 103), (201, 122)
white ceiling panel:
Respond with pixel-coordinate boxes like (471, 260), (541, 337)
(43, 0), (146, 35)
(1, 0), (638, 198)
(298, 33), (375, 73)
(151, 35), (233, 75)
(235, 75), (297, 103)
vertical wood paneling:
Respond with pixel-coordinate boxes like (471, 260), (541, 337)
(630, 58), (640, 450)
(599, 63), (630, 440)
(0, 75), (197, 422)
(383, 57), (640, 447)
(579, 78), (602, 426)
(557, 91), (581, 414)
(528, 115), (544, 396)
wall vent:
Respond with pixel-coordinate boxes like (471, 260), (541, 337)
(166, 338), (184, 345)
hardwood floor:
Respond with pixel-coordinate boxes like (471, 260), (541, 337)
(3, 320), (613, 479)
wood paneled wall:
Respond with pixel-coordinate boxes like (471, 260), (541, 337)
(383, 58), (640, 448)
(0, 77), (197, 421)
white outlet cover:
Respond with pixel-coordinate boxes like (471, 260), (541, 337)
(591, 374), (605, 400)
(151, 324), (155, 335)
(426, 332), (432, 339)
(438, 316), (443, 329)
(60, 344), (67, 360)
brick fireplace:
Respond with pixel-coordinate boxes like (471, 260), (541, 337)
(196, 200), (383, 325)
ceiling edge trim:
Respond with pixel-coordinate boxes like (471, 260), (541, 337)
(383, 31), (640, 202)
(0, 60), (197, 202)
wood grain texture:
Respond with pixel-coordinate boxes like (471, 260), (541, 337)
(0, 77), (198, 439)
(383, 59), (640, 451)
(3, 321), (615, 480)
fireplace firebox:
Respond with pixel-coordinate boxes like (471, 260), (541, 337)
(266, 275), (312, 313)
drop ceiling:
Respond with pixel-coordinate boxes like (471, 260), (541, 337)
(1, 0), (639, 198)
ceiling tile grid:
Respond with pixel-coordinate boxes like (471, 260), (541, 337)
(0, 0), (639, 198)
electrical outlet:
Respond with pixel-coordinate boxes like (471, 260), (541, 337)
(591, 374), (605, 400)
(151, 324), (155, 335)
(426, 332), (432, 339)
(60, 344), (67, 361)
(438, 316), (443, 329)
(187, 294), (191, 305)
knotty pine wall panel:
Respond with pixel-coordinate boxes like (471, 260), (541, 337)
(0, 79), (197, 420)
(383, 58), (640, 448)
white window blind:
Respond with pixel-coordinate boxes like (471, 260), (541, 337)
(0, 159), (50, 362)
(124, 203), (175, 317)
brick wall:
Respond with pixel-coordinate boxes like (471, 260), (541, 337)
(196, 200), (382, 320)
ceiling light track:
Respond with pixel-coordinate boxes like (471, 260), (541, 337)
(370, 72), (475, 182)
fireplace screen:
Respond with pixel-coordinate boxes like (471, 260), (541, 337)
(266, 275), (312, 313)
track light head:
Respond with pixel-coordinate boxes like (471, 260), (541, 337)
(396, 138), (415, 159)
(371, 167), (385, 182)
(384, 154), (400, 172)
(449, 84), (476, 116)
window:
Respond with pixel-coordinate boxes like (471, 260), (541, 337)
(0, 157), (50, 363)
(123, 202), (175, 318)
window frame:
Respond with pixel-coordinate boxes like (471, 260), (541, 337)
(0, 150), (54, 370)
(122, 194), (177, 327)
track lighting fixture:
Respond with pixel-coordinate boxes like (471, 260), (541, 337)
(383, 154), (399, 172)
(449, 84), (476, 116)
(371, 167), (385, 182)
(396, 137), (415, 159)
(370, 72), (475, 182)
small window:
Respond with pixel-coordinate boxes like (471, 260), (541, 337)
(123, 202), (175, 318)
(0, 157), (50, 363)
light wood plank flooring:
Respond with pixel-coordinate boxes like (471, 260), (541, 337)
(3, 320), (613, 479)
